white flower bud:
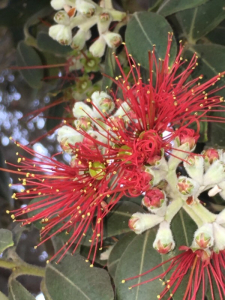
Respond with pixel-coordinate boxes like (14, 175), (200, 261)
(177, 176), (200, 197)
(153, 221), (175, 254)
(128, 212), (163, 235)
(73, 102), (94, 119)
(91, 91), (115, 115)
(54, 10), (70, 24)
(203, 160), (225, 186)
(49, 24), (72, 45)
(97, 12), (111, 34)
(51, 0), (69, 10)
(71, 29), (91, 50)
(213, 222), (225, 251)
(192, 223), (214, 249)
(89, 36), (106, 57)
(76, 0), (96, 17)
(57, 125), (83, 154)
(103, 31), (122, 48)
(216, 208), (225, 225)
(184, 154), (204, 185)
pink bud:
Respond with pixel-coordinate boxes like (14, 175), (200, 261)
(202, 148), (219, 165)
(155, 240), (174, 254)
(179, 128), (198, 149)
(142, 188), (165, 209)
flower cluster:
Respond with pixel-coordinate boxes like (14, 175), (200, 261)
(49, 0), (126, 56)
(5, 34), (225, 277)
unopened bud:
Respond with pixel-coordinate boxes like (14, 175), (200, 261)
(179, 128), (198, 150)
(110, 10), (126, 22)
(71, 29), (91, 50)
(89, 36), (106, 57)
(177, 176), (199, 197)
(73, 102), (94, 119)
(57, 125), (83, 153)
(193, 223), (214, 249)
(142, 188), (166, 212)
(54, 10), (70, 24)
(49, 24), (72, 45)
(153, 221), (175, 254)
(76, 0), (96, 17)
(103, 31), (122, 48)
(128, 212), (163, 235)
(89, 161), (106, 180)
(98, 12), (111, 34)
(202, 148), (219, 171)
(183, 154), (204, 185)
(51, 0), (75, 10)
(91, 91), (115, 114)
(213, 222), (225, 251)
(75, 116), (92, 131)
(203, 160), (225, 186)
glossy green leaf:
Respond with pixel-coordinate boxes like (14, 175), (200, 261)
(206, 20), (225, 46)
(125, 12), (177, 70)
(45, 254), (114, 300)
(176, 0), (225, 43)
(37, 32), (72, 56)
(0, 229), (14, 253)
(184, 44), (225, 147)
(157, 0), (208, 17)
(108, 232), (136, 278)
(16, 41), (44, 89)
(8, 279), (36, 300)
(115, 209), (197, 299)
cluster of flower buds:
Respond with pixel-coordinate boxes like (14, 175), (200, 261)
(49, 0), (126, 56)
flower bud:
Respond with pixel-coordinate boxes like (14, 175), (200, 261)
(97, 12), (111, 34)
(71, 29), (91, 50)
(103, 31), (122, 48)
(57, 125), (83, 154)
(153, 221), (175, 254)
(183, 154), (204, 185)
(51, 0), (75, 10)
(177, 176), (199, 197)
(76, 0), (96, 17)
(75, 116), (92, 131)
(73, 101), (94, 119)
(49, 24), (72, 45)
(89, 161), (106, 180)
(89, 36), (106, 57)
(179, 128), (198, 150)
(213, 222), (225, 251)
(54, 10), (70, 24)
(203, 160), (225, 186)
(91, 91), (115, 115)
(192, 223), (214, 249)
(216, 208), (225, 225)
(202, 148), (219, 171)
(128, 212), (163, 235)
(142, 188), (167, 216)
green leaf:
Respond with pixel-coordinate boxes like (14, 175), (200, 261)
(0, 229), (14, 253)
(184, 44), (225, 147)
(206, 20), (225, 46)
(157, 0), (208, 17)
(115, 229), (163, 300)
(176, 0), (225, 43)
(108, 232), (136, 278)
(0, 291), (8, 300)
(16, 41), (44, 89)
(115, 209), (197, 300)
(125, 12), (177, 70)
(37, 32), (72, 56)
(8, 279), (36, 300)
(45, 254), (114, 300)
(41, 279), (53, 300)
(102, 47), (118, 90)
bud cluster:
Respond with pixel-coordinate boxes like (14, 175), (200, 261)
(49, 0), (126, 56)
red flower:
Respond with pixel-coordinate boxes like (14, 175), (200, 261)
(124, 246), (225, 300)
(3, 33), (225, 263)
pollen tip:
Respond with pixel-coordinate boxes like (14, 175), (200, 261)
(128, 287), (132, 290)
(46, 260), (49, 264)
(6, 210), (10, 214)
(121, 280), (125, 283)
(90, 264), (93, 268)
